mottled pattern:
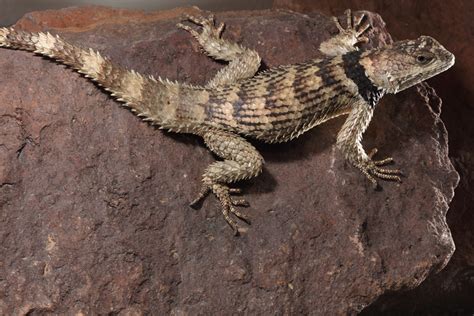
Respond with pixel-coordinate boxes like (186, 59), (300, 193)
(0, 9), (455, 233)
(205, 58), (358, 143)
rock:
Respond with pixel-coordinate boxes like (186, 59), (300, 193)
(273, 1), (474, 313)
(0, 5), (458, 314)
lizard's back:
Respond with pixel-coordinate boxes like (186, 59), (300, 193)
(200, 55), (360, 143)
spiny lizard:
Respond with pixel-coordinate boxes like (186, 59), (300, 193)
(0, 10), (455, 234)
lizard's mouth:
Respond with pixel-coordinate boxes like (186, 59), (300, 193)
(431, 46), (455, 75)
(424, 49), (455, 79)
(443, 51), (455, 70)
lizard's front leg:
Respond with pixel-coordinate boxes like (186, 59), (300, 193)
(319, 9), (371, 56)
(193, 129), (264, 235)
(337, 101), (402, 187)
(177, 14), (261, 87)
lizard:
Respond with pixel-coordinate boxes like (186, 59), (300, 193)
(0, 10), (455, 235)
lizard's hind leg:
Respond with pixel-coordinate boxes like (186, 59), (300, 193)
(193, 129), (264, 235)
(177, 14), (261, 87)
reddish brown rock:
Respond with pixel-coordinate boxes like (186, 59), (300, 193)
(273, 1), (474, 313)
(0, 6), (458, 314)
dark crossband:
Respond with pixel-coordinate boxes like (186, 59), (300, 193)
(342, 50), (384, 108)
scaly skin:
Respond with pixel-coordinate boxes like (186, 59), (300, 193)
(0, 10), (455, 234)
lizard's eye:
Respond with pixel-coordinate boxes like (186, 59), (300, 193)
(416, 55), (433, 64)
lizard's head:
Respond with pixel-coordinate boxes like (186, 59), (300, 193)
(361, 36), (455, 94)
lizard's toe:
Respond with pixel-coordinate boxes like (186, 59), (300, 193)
(332, 16), (345, 33)
(344, 9), (352, 28)
(232, 198), (250, 207)
(330, 10), (371, 49)
(177, 22), (203, 40)
(356, 20), (371, 36)
(229, 205), (251, 224)
(373, 157), (394, 166)
(360, 149), (404, 188)
(178, 14), (223, 40)
(229, 188), (242, 194)
(190, 182), (251, 232)
(216, 21), (225, 35)
(360, 166), (379, 188)
(183, 14), (207, 26)
(368, 148), (396, 166)
(372, 168), (403, 182)
(365, 162), (403, 185)
(357, 36), (370, 44)
(353, 12), (365, 28)
(221, 206), (241, 236)
(189, 185), (210, 208)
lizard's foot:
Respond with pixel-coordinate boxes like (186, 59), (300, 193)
(333, 9), (371, 45)
(177, 14), (224, 43)
(319, 9), (371, 56)
(360, 148), (403, 188)
(193, 130), (262, 234)
(190, 183), (251, 235)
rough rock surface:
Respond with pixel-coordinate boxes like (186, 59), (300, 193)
(273, 1), (474, 314)
(0, 6), (458, 315)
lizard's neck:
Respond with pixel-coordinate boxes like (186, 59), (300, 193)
(341, 50), (386, 109)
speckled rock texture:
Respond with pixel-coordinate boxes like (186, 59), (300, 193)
(0, 6), (459, 315)
(274, 0), (474, 314)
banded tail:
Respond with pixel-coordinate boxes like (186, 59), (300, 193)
(0, 28), (208, 131)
